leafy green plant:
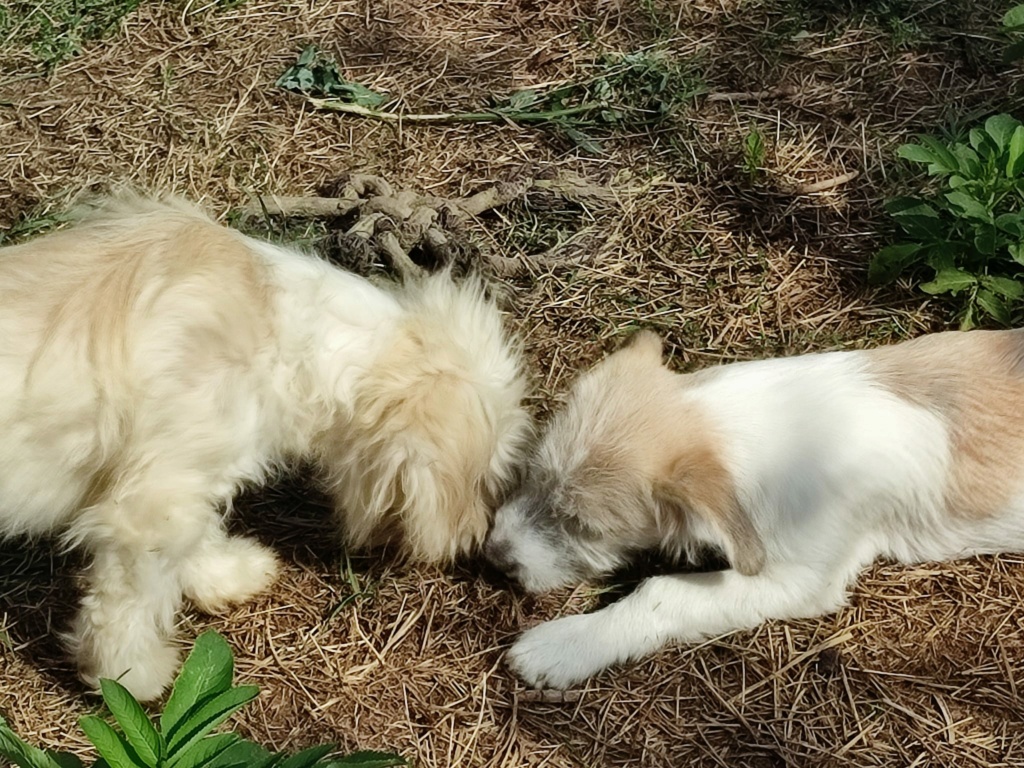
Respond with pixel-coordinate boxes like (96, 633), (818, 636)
(275, 46), (385, 108)
(0, 0), (142, 70)
(0, 632), (406, 768)
(277, 47), (703, 153)
(1005, 4), (1024, 62)
(869, 113), (1024, 328)
(742, 128), (766, 182)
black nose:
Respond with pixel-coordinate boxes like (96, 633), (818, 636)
(484, 538), (516, 576)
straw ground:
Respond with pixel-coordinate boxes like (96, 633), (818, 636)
(1, 1), (1023, 765)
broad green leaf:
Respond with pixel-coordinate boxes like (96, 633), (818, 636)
(297, 46), (317, 67)
(165, 686), (260, 764)
(44, 754), (83, 768)
(0, 713), (78, 768)
(161, 632), (235, 740)
(970, 128), (999, 159)
(333, 82), (385, 108)
(948, 174), (969, 188)
(1009, 242), (1024, 266)
(278, 744), (336, 768)
(960, 300), (978, 330)
(868, 243), (922, 284)
(1005, 39), (1024, 63)
(321, 751), (408, 768)
(996, 212), (1024, 236)
(80, 716), (145, 768)
(884, 197), (942, 240)
(984, 114), (1021, 152)
(925, 240), (963, 271)
(505, 89), (539, 111)
(1007, 125), (1024, 177)
(205, 740), (276, 768)
(944, 190), (992, 222)
(99, 679), (163, 766)
(1004, 5), (1024, 28)
(164, 734), (238, 768)
(974, 223), (999, 256)
(977, 288), (1012, 326)
(920, 268), (977, 295)
(951, 143), (981, 178)
(915, 135), (958, 174)
(980, 274), (1024, 299)
(896, 143), (937, 165)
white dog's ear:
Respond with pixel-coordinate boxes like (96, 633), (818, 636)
(654, 452), (766, 576)
(618, 329), (663, 363)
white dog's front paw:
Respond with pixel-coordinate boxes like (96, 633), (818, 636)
(183, 537), (280, 614)
(507, 613), (616, 689)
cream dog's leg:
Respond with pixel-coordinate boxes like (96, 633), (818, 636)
(180, 527), (280, 614)
(508, 563), (852, 689)
(67, 487), (225, 701)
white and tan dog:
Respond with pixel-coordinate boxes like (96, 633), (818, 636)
(0, 194), (531, 700)
(486, 329), (1024, 688)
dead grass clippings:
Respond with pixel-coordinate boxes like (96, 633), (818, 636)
(1, 0), (1024, 766)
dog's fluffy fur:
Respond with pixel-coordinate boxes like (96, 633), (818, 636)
(0, 195), (531, 700)
(486, 329), (1024, 688)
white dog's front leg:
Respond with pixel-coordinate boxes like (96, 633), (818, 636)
(180, 528), (280, 615)
(509, 564), (847, 689)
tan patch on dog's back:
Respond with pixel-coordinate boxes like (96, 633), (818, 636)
(867, 329), (1024, 520)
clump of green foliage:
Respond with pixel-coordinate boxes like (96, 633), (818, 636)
(1005, 4), (1024, 61)
(0, 631), (405, 768)
(0, 0), (141, 69)
(869, 113), (1024, 328)
(742, 128), (766, 182)
(277, 46), (702, 154)
(275, 46), (386, 109)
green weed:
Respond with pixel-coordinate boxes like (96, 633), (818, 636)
(869, 113), (1024, 328)
(742, 128), (766, 182)
(278, 47), (703, 154)
(0, 0), (142, 70)
(1004, 3), (1024, 61)
(0, 631), (406, 768)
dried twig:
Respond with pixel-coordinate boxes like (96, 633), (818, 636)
(516, 688), (586, 703)
(705, 85), (799, 102)
(244, 173), (614, 280)
(789, 170), (860, 194)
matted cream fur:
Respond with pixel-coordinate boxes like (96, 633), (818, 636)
(0, 194), (531, 700)
(486, 329), (1024, 688)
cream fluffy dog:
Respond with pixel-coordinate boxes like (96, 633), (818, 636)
(485, 329), (1024, 688)
(0, 195), (531, 701)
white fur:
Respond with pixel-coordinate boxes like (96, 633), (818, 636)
(0, 195), (530, 700)
(489, 330), (1024, 688)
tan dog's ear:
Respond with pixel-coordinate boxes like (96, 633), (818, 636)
(654, 451), (766, 576)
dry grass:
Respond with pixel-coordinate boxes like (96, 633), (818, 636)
(1, 0), (1024, 766)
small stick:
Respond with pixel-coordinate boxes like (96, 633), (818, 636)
(377, 230), (426, 279)
(705, 85), (799, 102)
(790, 170), (859, 194)
(456, 181), (532, 217)
(244, 194), (361, 218)
(307, 97), (596, 125)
